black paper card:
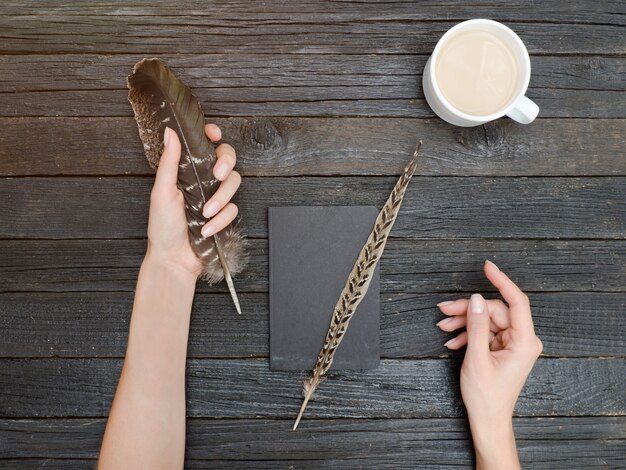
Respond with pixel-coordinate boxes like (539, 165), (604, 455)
(269, 206), (380, 371)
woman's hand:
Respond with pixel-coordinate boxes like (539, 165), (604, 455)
(436, 260), (543, 470)
(146, 124), (241, 277)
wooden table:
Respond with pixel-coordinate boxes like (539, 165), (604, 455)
(1, 1), (625, 468)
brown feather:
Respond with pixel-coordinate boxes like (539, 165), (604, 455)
(127, 58), (247, 312)
(293, 143), (421, 430)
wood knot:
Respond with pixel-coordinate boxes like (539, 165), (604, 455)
(578, 57), (606, 77)
(241, 119), (282, 151)
(458, 120), (509, 149)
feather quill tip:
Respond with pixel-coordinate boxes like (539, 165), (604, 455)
(225, 271), (242, 315)
(293, 418), (301, 431)
(293, 378), (317, 430)
(293, 393), (312, 431)
(211, 225), (248, 314)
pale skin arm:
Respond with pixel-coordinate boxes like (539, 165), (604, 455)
(436, 260), (543, 470)
(99, 124), (240, 470)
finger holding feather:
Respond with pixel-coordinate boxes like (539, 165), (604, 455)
(203, 171), (241, 218)
(205, 123), (222, 142)
(214, 143), (237, 181)
(201, 203), (239, 238)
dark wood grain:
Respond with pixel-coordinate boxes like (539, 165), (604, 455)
(0, 14), (622, 56)
(1, 292), (623, 359)
(1, 54), (623, 118)
(2, 117), (625, 177)
(4, 0), (624, 25)
(1, 239), (624, 294)
(1, 417), (624, 469)
(0, 358), (623, 418)
(1, 177), (624, 239)
(3, 89), (624, 119)
(3, 55), (623, 93)
(0, 461), (94, 470)
(4, 453), (625, 470)
(3, 455), (625, 470)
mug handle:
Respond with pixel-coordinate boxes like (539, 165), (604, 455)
(506, 96), (539, 124)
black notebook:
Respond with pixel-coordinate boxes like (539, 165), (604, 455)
(269, 206), (380, 371)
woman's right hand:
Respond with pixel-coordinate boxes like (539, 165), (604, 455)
(436, 260), (543, 470)
(146, 124), (241, 278)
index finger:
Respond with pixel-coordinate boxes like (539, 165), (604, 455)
(483, 260), (534, 332)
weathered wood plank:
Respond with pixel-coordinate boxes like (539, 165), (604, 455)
(0, 461), (95, 470)
(0, 15), (622, 55)
(0, 358), (623, 418)
(180, 92), (625, 118)
(2, 456), (622, 470)
(187, 446), (626, 470)
(1, 417), (624, 469)
(2, 117), (625, 177)
(1, 239), (624, 294)
(0, 292), (623, 359)
(2, 89), (624, 118)
(1, 177), (624, 239)
(2, 55), (622, 93)
(2, 55), (620, 119)
(3, 0), (624, 26)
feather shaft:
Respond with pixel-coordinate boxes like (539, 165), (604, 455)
(215, 238), (241, 314)
(293, 142), (421, 430)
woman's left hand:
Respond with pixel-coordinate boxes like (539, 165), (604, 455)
(435, 261), (543, 469)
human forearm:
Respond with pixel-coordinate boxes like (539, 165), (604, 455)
(469, 417), (520, 470)
(99, 251), (196, 470)
(99, 124), (240, 467)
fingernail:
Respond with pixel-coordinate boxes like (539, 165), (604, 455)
(437, 300), (455, 307)
(214, 163), (228, 180)
(470, 293), (484, 314)
(437, 317), (453, 327)
(201, 223), (216, 238)
(203, 200), (220, 218)
(444, 338), (456, 348)
(485, 259), (499, 271)
(163, 127), (171, 146)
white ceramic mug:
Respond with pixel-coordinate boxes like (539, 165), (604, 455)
(423, 19), (539, 127)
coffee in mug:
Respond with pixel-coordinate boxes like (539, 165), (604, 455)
(423, 19), (539, 127)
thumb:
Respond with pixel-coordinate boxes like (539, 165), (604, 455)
(153, 127), (181, 193)
(465, 293), (491, 361)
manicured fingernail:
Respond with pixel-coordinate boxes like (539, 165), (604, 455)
(437, 300), (455, 307)
(201, 223), (216, 238)
(470, 293), (484, 314)
(485, 259), (499, 271)
(444, 338), (456, 348)
(163, 127), (171, 146)
(203, 200), (220, 218)
(214, 163), (228, 180)
(437, 318), (453, 327)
